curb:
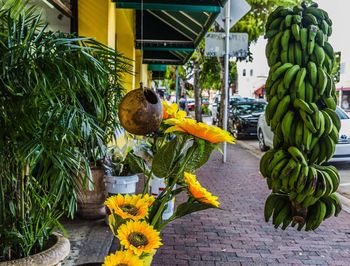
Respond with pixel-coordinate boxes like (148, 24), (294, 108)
(236, 141), (262, 160)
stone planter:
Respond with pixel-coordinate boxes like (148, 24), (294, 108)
(77, 165), (106, 219)
(0, 233), (70, 266)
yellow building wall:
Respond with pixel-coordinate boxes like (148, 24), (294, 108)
(78, 1), (150, 91)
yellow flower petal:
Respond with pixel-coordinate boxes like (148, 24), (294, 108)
(164, 118), (235, 144)
(103, 250), (143, 266)
(184, 172), (220, 207)
(117, 221), (162, 256)
(104, 194), (154, 221)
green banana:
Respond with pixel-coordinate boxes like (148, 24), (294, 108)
(314, 43), (326, 66)
(260, 149), (276, 177)
(308, 25), (318, 55)
(323, 96), (337, 110)
(307, 61), (318, 86)
(285, 14), (293, 28)
(324, 108), (341, 130)
(268, 149), (288, 173)
(296, 165), (309, 193)
(321, 110), (333, 134)
(293, 98), (313, 114)
(295, 67), (306, 91)
(284, 65), (300, 88)
(294, 119), (304, 148)
(294, 42), (303, 66)
(317, 67), (327, 96)
(281, 111), (295, 143)
(272, 63), (293, 81)
(323, 42), (334, 60)
(328, 194), (342, 217)
(281, 29), (291, 51)
(305, 81), (314, 103)
(299, 109), (317, 133)
(300, 28), (308, 51)
(302, 122), (313, 151)
(291, 24), (300, 41)
(271, 95), (291, 128)
(288, 42), (295, 64)
(316, 29), (325, 47)
(288, 162), (301, 190)
(264, 193), (280, 222)
(287, 146), (307, 166)
(265, 95), (279, 125)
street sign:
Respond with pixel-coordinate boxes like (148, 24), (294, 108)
(204, 32), (248, 58)
(216, 0), (251, 30)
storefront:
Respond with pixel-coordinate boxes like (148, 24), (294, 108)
(338, 87), (350, 113)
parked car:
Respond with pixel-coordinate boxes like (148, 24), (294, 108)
(211, 95), (247, 125)
(257, 106), (350, 162)
(228, 100), (267, 139)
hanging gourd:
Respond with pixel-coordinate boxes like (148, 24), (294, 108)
(118, 85), (163, 135)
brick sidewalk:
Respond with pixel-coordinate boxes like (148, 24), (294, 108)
(152, 144), (350, 266)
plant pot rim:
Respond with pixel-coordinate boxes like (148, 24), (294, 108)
(105, 173), (140, 178)
(0, 232), (70, 266)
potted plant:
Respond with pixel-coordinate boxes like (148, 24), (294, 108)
(104, 132), (148, 197)
(101, 102), (235, 265)
(0, 0), (130, 264)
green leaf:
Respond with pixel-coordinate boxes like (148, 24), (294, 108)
(125, 152), (148, 174)
(173, 202), (215, 219)
(151, 135), (187, 178)
(184, 139), (216, 172)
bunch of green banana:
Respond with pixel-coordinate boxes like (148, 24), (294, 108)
(262, 1), (342, 231)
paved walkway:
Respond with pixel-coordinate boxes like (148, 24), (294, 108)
(152, 143), (350, 266)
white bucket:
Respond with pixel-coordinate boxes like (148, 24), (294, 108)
(150, 176), (175, 220)
(105, 174), (139, 195)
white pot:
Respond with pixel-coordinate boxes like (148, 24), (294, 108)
(150, 176), (175, 220)
(105, 174), (139, 195)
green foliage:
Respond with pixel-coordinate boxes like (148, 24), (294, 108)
(0, 0), (131, 261)
(231, 0), (306, 59)
(332, 52), (341, 83)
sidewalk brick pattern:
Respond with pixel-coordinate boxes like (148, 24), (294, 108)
(152, 144), (350, 266)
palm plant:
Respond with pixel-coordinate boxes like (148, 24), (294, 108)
(0, 0), (131, 261)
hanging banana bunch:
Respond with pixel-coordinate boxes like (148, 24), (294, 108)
(261, 1), (342, 231)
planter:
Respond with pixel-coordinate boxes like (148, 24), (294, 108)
(105, 174), (139, 195)
(77, 165), (106, 219)
(0, 233), (70, 266)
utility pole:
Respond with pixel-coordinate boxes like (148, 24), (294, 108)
(222, 0), (230, 163)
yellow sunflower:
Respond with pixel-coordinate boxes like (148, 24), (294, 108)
(104, 194), (151, 221)
(165, 118), (235, 144)
(103, 250), (143, 266)
(117, 220), (162, 256)
(184, 172), (220, 208)
(162, 101), (186, 120)
(141, 194), (156, 207)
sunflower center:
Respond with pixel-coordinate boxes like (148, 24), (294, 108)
(116, 264), (128, 266)
(120, 204), (138, 216)
(128, 232), (149, 247)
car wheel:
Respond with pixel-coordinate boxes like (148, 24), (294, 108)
(232, 123), (241, 140)
(258, 129), (269, 151)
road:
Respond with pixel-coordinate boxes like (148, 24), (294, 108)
(238, 139), (350, 212)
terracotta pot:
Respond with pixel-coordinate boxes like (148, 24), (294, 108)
(118, 87), (163, 135)
(77, 166), (106, 219)
(0, 233), (70, 266)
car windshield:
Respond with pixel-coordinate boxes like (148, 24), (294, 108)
(336, 107), (349, 120)
(235, 103), (266, 115)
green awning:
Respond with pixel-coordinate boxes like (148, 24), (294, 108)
(147, 64), (167, 71)
(113, 0), (227, 64)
